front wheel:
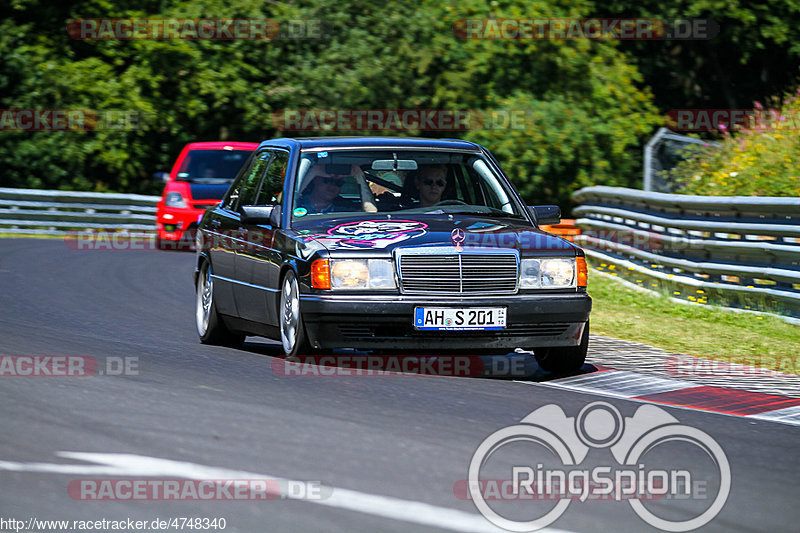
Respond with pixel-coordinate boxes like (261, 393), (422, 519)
(196, 261), (244, 346)
(280, 270), (313, 356)
(534, 322), (589, 373)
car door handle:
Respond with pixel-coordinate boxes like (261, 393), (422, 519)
(209, 219), (221, 228)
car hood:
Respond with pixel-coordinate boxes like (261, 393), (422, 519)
(293, 214), (578, 255)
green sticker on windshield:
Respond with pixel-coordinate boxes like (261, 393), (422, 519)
(293, 207), (308, 217)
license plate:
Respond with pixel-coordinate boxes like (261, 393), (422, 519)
(414, 307), (506, 331)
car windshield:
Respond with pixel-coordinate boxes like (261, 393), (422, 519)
(292, 150), (526, 219)
(176, 149), (252, 182)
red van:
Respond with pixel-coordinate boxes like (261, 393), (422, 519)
(156, 141), (258, 248)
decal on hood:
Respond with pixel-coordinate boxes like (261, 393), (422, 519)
(302, 219), (428, 249)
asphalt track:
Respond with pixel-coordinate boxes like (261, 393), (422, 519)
(0, 238), (798, 532)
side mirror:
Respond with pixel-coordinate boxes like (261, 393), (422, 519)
(153, 172), (170, 183)
(240, 205), (281, 227)
(529, 205), (561, 226)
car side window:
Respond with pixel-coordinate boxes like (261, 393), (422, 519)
(255, 150), (289, 205)
(231, 151), (272, 210)
(221, 151), (258, 211)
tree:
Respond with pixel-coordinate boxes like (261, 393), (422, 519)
(2, 0), (661, 207)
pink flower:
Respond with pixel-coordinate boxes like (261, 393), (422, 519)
(755, 101), (763, 109)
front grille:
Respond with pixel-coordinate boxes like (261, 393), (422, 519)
(399, 253), (518, 294)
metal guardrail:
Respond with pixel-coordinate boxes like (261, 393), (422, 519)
(572, 186), (800, 319)
(0, 187), (159, 236)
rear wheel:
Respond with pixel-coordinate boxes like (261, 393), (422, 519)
(280, 270), (313, 356)
(196, 261), (244, 346)
(534, 322), (589, 373)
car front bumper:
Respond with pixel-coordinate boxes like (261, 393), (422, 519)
(156, 206), (208, 241)
(300, 292), (591, 351)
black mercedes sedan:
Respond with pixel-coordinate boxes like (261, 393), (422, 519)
(194, 137), (591, 372)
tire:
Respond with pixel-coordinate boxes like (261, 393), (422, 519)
(534, 321), (589, 373)
(196, 261), (244, 346)
(279, 270), (313, 356)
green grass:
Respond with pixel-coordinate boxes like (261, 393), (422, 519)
(0, 232), (63, 239)
(587, 269), (800, 374)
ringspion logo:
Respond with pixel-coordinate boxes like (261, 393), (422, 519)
(466, 402), (730, 531)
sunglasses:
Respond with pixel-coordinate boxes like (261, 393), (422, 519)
(422, 178), (446, 187)
(321, 176), (346, 187)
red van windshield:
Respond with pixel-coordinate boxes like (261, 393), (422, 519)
(176, 149), (252, 182)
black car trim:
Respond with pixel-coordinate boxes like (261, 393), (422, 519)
(210, 273), (279, 293)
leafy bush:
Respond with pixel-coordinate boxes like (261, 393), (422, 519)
(670, 88), (800, 197)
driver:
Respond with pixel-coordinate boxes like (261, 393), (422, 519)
(297, 164), (377, 214)
(415, 164), (448, 207)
